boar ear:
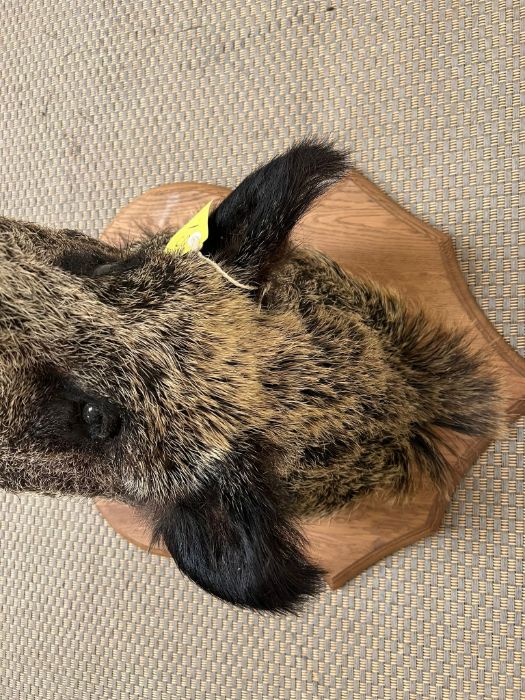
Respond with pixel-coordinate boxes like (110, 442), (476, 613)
(150, 473), (323, 613)
(203, 139), (349, 285)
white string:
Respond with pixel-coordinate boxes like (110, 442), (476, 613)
(197, 252), (256, 291)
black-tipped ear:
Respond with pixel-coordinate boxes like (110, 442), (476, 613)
(203, 139), (349, 285)
(150, 475), (323, 613)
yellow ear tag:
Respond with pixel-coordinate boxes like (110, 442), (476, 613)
(164, 201), (213, 255)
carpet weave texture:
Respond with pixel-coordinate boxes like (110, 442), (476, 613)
(0, 1), (523, 698)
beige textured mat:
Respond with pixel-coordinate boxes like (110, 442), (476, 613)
(0, 1), (523, 698)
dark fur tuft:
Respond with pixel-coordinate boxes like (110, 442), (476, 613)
(150, 472), (323, 613)
(204, 139), (349, 285)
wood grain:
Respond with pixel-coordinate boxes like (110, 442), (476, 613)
(96, 171), (525, 589)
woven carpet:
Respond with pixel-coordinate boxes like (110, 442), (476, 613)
(0, 1), (523, 698)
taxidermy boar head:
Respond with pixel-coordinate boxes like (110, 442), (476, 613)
(0, 140), (500, 612)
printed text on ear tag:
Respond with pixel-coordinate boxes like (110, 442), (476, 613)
(164, 201), (213, 255)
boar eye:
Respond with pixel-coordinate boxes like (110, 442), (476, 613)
(82, 402), (103, 427)
(80, 401), (121, 441)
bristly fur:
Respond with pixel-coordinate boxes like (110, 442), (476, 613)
(0, 139), (502, 612)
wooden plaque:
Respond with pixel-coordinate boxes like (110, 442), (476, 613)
(95, 172), (525, 589)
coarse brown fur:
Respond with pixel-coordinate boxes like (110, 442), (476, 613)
(0, 141), (502, 612)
